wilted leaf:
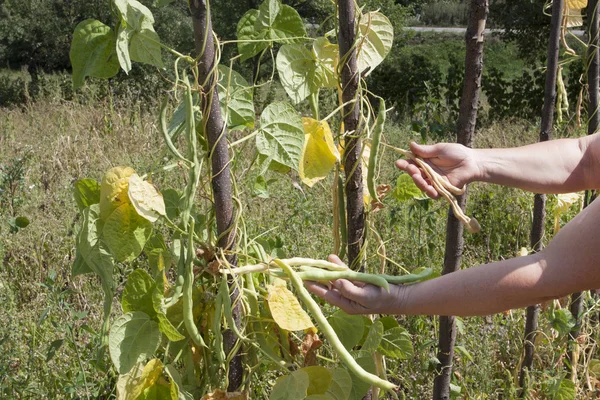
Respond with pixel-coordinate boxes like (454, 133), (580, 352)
(302, 331), (323, 367)
(128, 174), (166, 223)
(299, 118), (340, 187)
(267, 285), (315, 332)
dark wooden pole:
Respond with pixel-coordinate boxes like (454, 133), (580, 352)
(565, 0), (600, 379)
(190, 0), (243, 391)
(338, 0), (365, 270)
(432, 1), (488, 398)
(518, 0), (563, 394)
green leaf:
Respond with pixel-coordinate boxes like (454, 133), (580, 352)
(109, 311), (161, 374)
(377, 316), (413, 359)
(326, 368), (352, 400)
(256, 102), (304, 172)
(269, 369), (309, 400)
(544, 378), (576, 400)
(154, 0), (175, 5)
(361, 319), (383, 352)
(328, 310), (364, 351)
(549, 308), (576, 335)
(304, 366), (332, 395)
(151, 274), (185, 342)
(14, 216), (30, 228)
(237, 9), (269, 62)
(393, 174), (424, 202)
(161, 189), (181, 221)
(276, 44), (320, 104)
(77, 205), (115, 291)
(217, 65), (255, 131)
(122, 269), (156, 317)
(313, 37), (339, 89)
(347, 351), (376, 400)
(46, 339), (64, 362)
(454, 345), (474, 362)
(72, 251), (93, 276)
(113, 0), (164, 73)
(103, 203), (153, 262)
(70, 19), (120, 89)
(145, 233), (172, 276)
(256, 0), (281, 30)
(74, 179), (101, 211)
(357, 12), (394, 75)
(253, 175), (270, 198)
(270, 5), (306, 44)
(589, 359), (600, 378)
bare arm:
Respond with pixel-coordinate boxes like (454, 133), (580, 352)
(396, 132), (600, 197)
(306, 198), (600, 316)
(475, 132), (600, 194)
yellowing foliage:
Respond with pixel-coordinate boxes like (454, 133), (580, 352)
(128, 173), (166, 223)
(299, 118), (340, 187)
(100, 166), (136, 220)
(267, 284), (316, 332)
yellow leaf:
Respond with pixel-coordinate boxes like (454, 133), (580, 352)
(567, 0), (587, 9)
(517, 247), (529, 257)
(116, 359), (163, 400)
(100, 166), (135, 220)
(128, 174), (166, 223)
(566, 7), (584, 27)
(267, 285), (316, 332)
(200, 390), (248, 400)
(553, 192), (583, 233)
(299, 118), (340, 187)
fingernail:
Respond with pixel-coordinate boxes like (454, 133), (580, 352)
(332, 280), (341, 289)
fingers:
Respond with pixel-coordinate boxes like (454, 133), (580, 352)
(328, 254), (345, 266)
(394, 159), (439, 199)
(304, 281), (360, 313)
(410, 141), (441, 158)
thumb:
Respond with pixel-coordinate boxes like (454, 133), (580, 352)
(410, 141), (441, 159)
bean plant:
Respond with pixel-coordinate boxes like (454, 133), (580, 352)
(69, 0), (434, 398)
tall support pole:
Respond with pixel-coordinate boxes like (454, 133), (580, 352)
(432, 1), (488, 398)
(518, 0), (563, 394)
(190, 0), (243, 391)
(566, 0), (600, 380)
(338, 0), (365, 270)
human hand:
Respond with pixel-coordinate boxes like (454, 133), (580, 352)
(304, 255), (403, 315)
(395, 142), (480, 199)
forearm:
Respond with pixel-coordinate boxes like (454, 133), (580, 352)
(388, 197), (600, 317)
(474, 133), (600, 193)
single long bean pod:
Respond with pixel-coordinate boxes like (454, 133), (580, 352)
(367, 99), (385, 203)
(283, 257), (350, 271)
(380, 268), (434, 284)
(212, 280), (226, 365)
(337, 172), (348, 259)
(159, 96), (191, 164)
(183, 219), (207, 348)
(295, 266), (390, 292)
(273, 259), (397, 394)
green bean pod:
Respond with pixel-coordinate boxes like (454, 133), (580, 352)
(337, 173), (347, 259)
(183, 219), (207, 348)
(367, 99), (386, 203)
(212, 279), (226, 365)
(273, 259), (397, 394)
(380, 268), (434, 284)
(159, 96), (191, 164)
(296, 266), (390, 292)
